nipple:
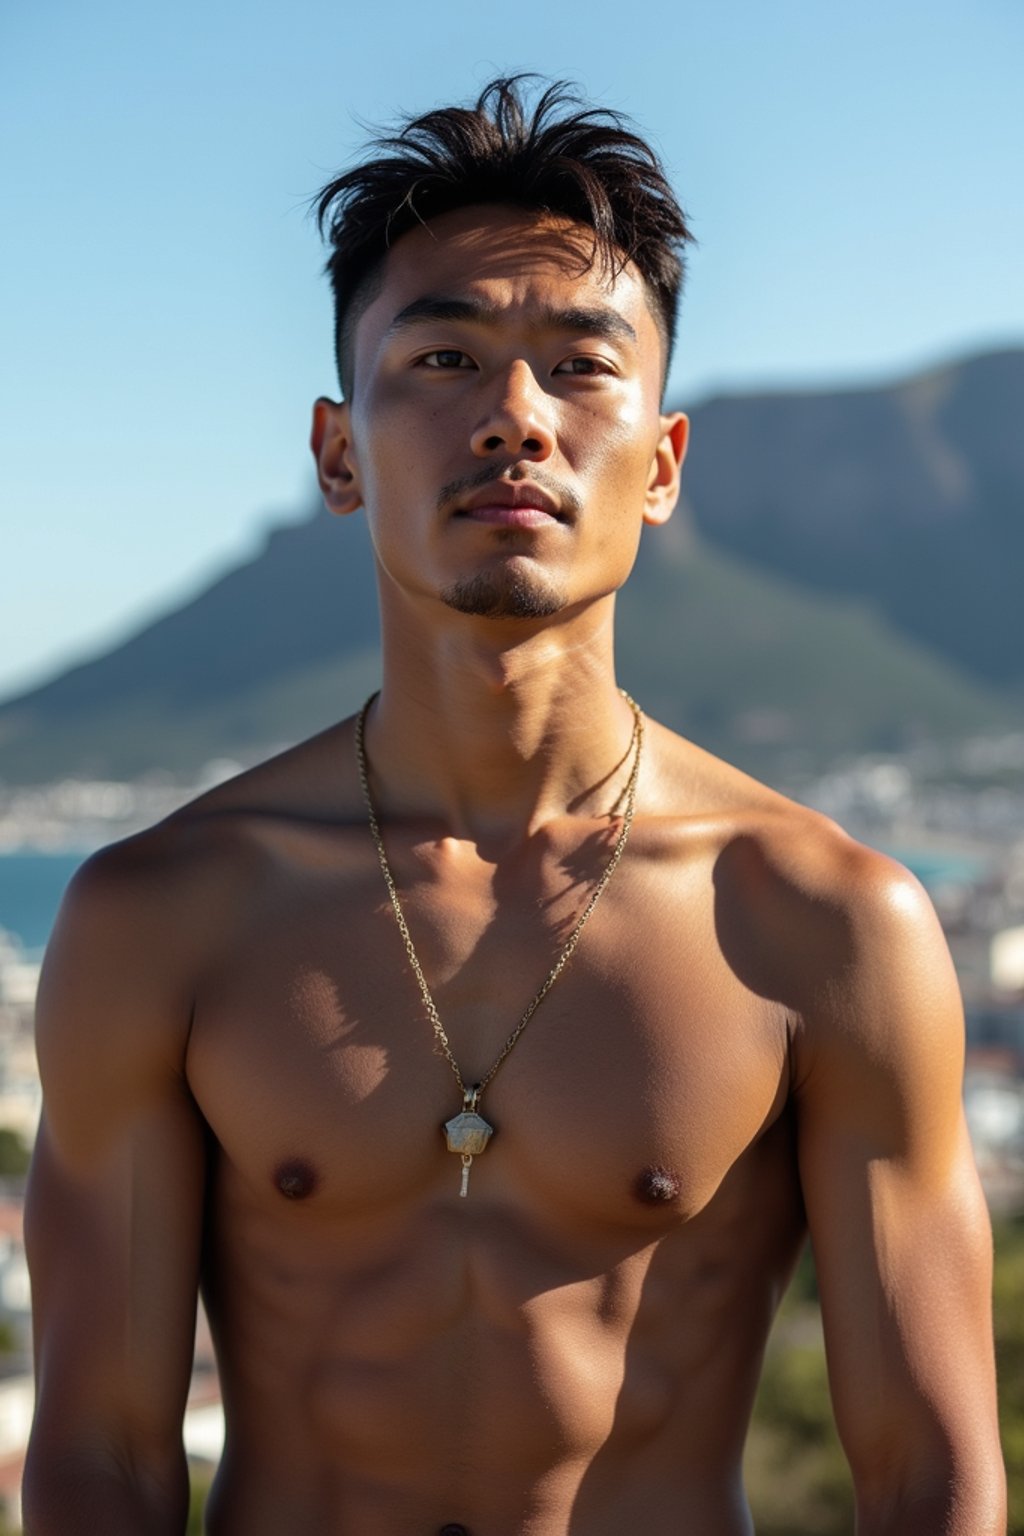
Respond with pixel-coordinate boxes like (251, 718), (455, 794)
(273, 1158), (319, 1201)
(437, 1525), (471, 1536)
(633, 1165), (681, 1205)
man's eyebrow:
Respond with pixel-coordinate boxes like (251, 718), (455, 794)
(384, 296), (638, 346)
(385, 297), (486, 334)
(550, 305), (638, 346)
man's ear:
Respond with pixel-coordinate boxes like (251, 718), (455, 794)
(310, 397), (363, 516)
(643, 412), (689, 527)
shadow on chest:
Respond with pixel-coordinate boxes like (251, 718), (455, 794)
(188, 910), (788, 1226)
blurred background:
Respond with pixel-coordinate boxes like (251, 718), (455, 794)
(1, 1), (1022, 1528)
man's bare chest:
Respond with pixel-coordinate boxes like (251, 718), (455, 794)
(185, 836), (792, 1228)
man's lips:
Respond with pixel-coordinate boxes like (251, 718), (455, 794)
(458, 503), (560, 528)
(454, 481), (567, 526)
(441, 470), (582, 528)
(457, 479), (568, 522)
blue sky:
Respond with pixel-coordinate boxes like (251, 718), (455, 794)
(2, 0), (1022, 700)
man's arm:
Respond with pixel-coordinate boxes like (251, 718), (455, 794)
(791, 844), (1006, 1534)
(23, 838), (208, 1535)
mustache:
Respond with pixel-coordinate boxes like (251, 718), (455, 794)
(437, 464), (582, 519)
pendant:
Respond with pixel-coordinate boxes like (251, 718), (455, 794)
(443, 1086), (493, 1197)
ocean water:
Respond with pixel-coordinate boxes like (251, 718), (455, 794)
(0, 852), (85, 955)
(879, 847), (989, 888)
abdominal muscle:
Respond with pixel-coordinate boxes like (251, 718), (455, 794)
(201, 1162), (799, 1536)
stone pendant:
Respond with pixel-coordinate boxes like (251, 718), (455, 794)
(443, 1087), (493, 1197)
(443, 1110), (494, 1157)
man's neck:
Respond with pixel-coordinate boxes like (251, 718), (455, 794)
(365, 597), (636, 846)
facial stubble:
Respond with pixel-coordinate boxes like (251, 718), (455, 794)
(440, 557), (569, 620)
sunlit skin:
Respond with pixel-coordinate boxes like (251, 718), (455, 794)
(23, 207), (1005, 1535)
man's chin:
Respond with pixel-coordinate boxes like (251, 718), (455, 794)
(440, 570), (568, 621)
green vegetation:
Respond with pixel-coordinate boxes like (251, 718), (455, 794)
(994, 1216), (1024, 1528)
(0, 1128), (31, 1178)
(188, 1472), (213, 1535)
(745, 1244), (854, 1533)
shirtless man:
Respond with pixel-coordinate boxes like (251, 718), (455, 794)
(23, 77), (1004, 1534)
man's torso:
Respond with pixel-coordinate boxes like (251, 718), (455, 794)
(99, 718), (834, 1533)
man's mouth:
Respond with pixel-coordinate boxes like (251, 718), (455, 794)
(457, 503), (560, 528)
(454, 481), (567, 527)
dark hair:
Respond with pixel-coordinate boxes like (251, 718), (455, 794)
(314, 75), (694, 398)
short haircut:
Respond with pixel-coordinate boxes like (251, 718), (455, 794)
(314, 75), (695, 400)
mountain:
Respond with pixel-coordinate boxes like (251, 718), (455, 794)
(684, 347), (1024, 687)
(0, 513), (382, 781)
(0, 347), (1018, 784)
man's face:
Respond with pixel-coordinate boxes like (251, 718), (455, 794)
(313, 204), (687, 623)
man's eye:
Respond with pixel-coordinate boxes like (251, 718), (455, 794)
(420, 349), (473, 369)
(554, 356), (612, 376)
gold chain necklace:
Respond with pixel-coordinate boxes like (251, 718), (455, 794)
(354, 691), (644, 1197)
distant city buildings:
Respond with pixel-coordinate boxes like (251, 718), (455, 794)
(0, 764), (241, 854)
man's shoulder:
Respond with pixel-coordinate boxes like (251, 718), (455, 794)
(55, 720), (359, 963)
(651, 722), (945, 1014)
(654, 717), (916, 892)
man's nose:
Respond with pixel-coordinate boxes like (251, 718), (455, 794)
(469, 360), (555, 460)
